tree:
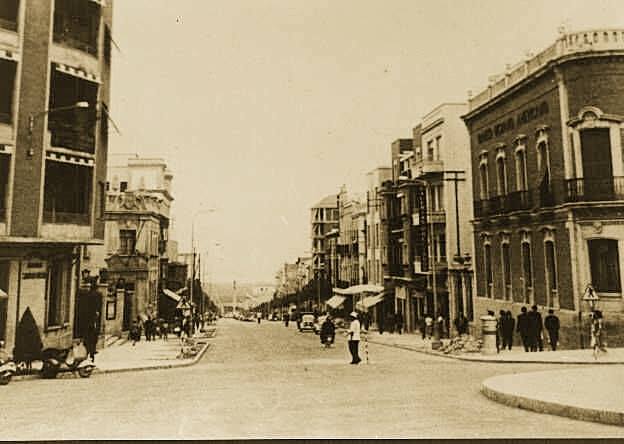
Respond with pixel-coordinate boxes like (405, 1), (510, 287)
(13, 307), (43, 367)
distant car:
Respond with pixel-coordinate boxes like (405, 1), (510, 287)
(313, 315), (328, 334)
(299, 313), (315, 332)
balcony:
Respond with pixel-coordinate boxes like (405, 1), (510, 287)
(412, 155), (444, 177)
(474, 186), (559, 218)
(565, 177), (624, 203)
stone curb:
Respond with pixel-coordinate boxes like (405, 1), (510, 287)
(481, 379), (624, 426)
(366, 338), (624, 364)
(10, 329), (217, 383)
(94, 341), (212, 375)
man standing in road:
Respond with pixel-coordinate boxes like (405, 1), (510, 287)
(544, 309), (560, 351)
(347, 312), (361, 364)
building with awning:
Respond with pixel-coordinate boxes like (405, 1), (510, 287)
(356, 293), (386, 311)
(332, 284), (384, 295)
(163, 288), (181, 302)
(325, 295), (346, 309)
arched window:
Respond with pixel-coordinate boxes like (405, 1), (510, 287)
(479, 153), (489, 200)
(483, 236), (493, 298)
(496, 156), (507, 196)
(520, 231), (533, 304)
(515, 147), (528, 191)
(501, 235), (511, 300)
(543, 229), (558, 308)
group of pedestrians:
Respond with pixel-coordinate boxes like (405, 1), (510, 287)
(129, 316), (170, 345)
(492, 305), (559, 352)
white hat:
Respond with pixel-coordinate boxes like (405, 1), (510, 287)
(350, 311), (358, 318)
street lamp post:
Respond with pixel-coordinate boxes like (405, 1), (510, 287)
(190, 208), (216, 333)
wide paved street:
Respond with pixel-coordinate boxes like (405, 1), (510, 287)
(1, 319), (623, 439)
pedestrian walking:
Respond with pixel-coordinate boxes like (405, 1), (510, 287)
(284, 312), (290, 327)
(424, 314), (433, 339)
(378, 313), (385, 335)
(516, 306), (530, 352)
(395, 312), (404, 335)
(591, 310), (607, 359)
(346, 312), (361, 364)
(528, 305), (544, 352)
(144, 316), (153, 341)
(256, 312), (262, 324)
(362, 312), (370, 331)
(320, 315), (335, 347)
(129, 319), (141, 345)
(161, 320), (169, 341)
(544, 309), (560, 351)
(501, 311), (515, 350)
(84, 310), (100, 363)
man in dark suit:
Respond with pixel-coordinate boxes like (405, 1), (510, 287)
(544, 309), (560, 351)
(528, 305), (544, 352)
(516, 306), (530, 352)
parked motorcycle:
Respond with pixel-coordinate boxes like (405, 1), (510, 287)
(0, 341), (17, 385)
(41, 342), (95, 379)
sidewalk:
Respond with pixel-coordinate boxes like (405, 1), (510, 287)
(94, 330), (214, 374)
(482, 366), (624, 426)
(365, 330), (624, 364)
(12, 326), (216, 381)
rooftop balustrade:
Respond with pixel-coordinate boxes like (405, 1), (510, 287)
(468, 29), (624, 111)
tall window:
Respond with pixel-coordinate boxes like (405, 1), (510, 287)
(521, 239), (533, 303)
(496, 156), (507, 195)
(544, 238), (558, 306)
(119, 229), (136, 255)
(588, 239), (621, 293)
(484, 242), (493, 298)
(501, 241), (512, 300)
(437, 233), (446, 262)
(435, 136), (442, 160)
(515, 147), (528, 191)
(47, 259), (70, 328)
(427, 140), (434, 161)
(537, 140), (551, 187)
(0, 59), (17, 124)
(479, 162), (489, 200)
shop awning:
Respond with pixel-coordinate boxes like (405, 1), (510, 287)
(0, 288), (7, 298)
(356, 293), (386, 310)
(325, 295), (346, 309)
(163, 288), (181, 302)
(332, 284), (384, 295)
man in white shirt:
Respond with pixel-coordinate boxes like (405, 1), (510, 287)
(347, 312), (361, 364)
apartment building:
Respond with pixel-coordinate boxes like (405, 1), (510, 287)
(0, 0), (113, 351)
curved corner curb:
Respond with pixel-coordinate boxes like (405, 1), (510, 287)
(481, 378), (624, 426)
(95, 341), (212, 376)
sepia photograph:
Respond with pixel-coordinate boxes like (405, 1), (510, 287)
(1, 0), (624, 440)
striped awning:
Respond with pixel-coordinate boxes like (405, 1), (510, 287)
(325, 295), (346, 309)
(54, 63), (100, 84)
(356, 293), (385, 310)
(163, 288), (181, 302)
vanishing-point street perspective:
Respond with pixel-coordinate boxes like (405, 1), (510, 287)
(1, 0), (624, 440)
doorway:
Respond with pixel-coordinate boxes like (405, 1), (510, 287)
(581, 128), (613, 199)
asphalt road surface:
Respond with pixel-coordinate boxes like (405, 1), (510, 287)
(1, 318), (623, 439)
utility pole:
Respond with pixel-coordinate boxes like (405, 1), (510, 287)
(443, 170), (466, 260)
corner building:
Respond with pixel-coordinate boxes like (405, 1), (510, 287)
(463, 29), (624, 347)
(0, 0), (113, 350)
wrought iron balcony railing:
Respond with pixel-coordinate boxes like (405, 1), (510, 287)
(565, 177), (624, 202)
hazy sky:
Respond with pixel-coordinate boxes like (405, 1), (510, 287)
(109, 0), (623, 284)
